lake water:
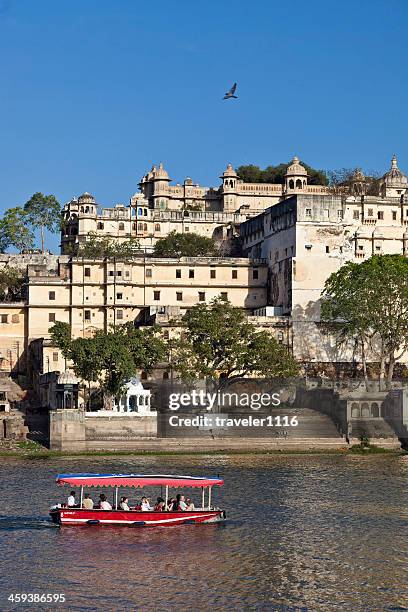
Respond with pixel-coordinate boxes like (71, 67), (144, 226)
(0, 454), (408, 611)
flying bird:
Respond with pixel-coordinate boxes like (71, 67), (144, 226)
(223, 83), (237, 99)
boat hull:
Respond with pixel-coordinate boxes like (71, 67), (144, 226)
(50, 508), (226, 527)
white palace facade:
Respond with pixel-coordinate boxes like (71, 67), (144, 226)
(1, 154), (408, 384)
(61, 157), (329, 254)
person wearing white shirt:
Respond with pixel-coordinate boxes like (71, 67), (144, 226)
(67, 491), (76, 507)
(177, 494), (187, 511)
(98, 494), (112, 510)
(141, 496), (152, 511)
(120, 496), (130, 511)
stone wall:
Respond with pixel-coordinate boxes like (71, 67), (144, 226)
(49, 409), (157, 451)
(0, 413), (29, 441)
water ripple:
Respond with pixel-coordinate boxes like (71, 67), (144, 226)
(0, 455), (407, 611)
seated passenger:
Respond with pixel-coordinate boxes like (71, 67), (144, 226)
(134, 501), (142, 511)
(141, 496), (152, 511)
(186, 498), (195, 511)
(120, 496), (130, 511)
(67, 491), (76, 507)
(99, 494), (112, 510)
(154, 497), (165, 511)
(168, 498), (176, 511)
(176, 494), (187, 511)
(83, 493), (94, 509)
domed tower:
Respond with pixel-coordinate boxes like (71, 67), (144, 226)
(220, 163), (239, 212)
(138, 163), (171, 208)
(77, 192), (97, 239)
(285, 156), (308, 193)
(61, 197), (80, 254)
(77, 192), (97, 215)
(379, 154), (407, 198)
(150, 163), (171, 210)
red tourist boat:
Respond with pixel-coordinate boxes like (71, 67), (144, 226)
(50, 473), (226, 527)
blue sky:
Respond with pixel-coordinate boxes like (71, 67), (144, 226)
(0, 0), (407, 252)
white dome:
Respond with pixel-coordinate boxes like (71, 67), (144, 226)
(285, 156), (308, 177)
(383, 155), (407, 187)
(57, 370), (79, 385)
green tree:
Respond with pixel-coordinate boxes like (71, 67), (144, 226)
(0, 207), (35, 252)
(154, 231), (218, 258)
(24, 192), (61, 253)
(69, 335), (106, 409)
(93, 331), (135, 407)
(173, 297), (299, 385)
(321, 255), (408, 388)
(50, 323), (166, 408)
(76, 233), (141, 258)
(49, 321), (72, 355)
(115, 322), (166, 370)
(0, 267), (26, 301)
(236, 162), (328, 186)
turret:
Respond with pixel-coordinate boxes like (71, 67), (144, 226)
(285, 156), (308, 193)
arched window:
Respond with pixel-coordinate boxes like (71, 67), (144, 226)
(138, 207), (143, 216)
(351, 402), (360, 418)
(371, 402), (379, 418)
(155, 223), (160, 232)
(119, 222), (125, 231)
(289, 180), (294, 189)
(144, 223), (148, 231)
(296, 179), (302, 189)
(132, 222), (137, 230)
(361, 402), (370, 417)
(97, 222), (104, 230)
(85, 206), (89, 213)
(138, 222), (143, 231)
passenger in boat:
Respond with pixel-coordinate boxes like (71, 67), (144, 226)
(98, 494), (112, 510)
(176, 493), (187, 511)
(83, 493), (94, 509)
(154, 497), (165, 511)
(67, 491), (76, 507)
(168, 498), (176, 511)
(186, 498), (195, 511)
(141, 496), (152, 511)
(120, 496), (130, 511)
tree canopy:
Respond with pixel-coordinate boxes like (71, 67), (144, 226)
(153, 231), (219, 258)
(73, 233), (141, 258)
(172, 297), (299, 384)
(24, 192), (61, 253)
(0, 207), (35, 253)
(321, 254), (408, 388)
(0, 267), (26, 302)
(50, 322), (166, 407)
(236, 162), (328, 186)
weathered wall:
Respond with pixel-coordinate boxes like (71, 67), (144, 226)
(48, 409), (157, 451)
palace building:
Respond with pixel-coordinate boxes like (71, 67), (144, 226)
(1, 154), (407, 388)
(61, 158), (329, 254)
(241, 155), (408, 363)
